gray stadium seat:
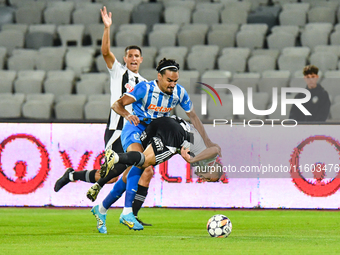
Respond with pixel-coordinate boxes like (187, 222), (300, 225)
(0, 70), (16, 93)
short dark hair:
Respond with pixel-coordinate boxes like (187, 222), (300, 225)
(303, 65), (319, 76)
(156, 58), (180, 75)
(125, 45), (142, 56)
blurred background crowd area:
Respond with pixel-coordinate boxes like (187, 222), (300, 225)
(1, 0), (340, 122)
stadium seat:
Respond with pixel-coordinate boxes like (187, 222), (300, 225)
(105, 2), (133, 32)
(88, 24), (114, 50)
(330, 103), (340, 120)
(320, 78), (340, 101)
(25, 32), (54, 49)
(247, 55), (276, 73)
(57, 25), (85, 48)
(251, 49), (280, 61)
(330, 31), (340, 46)
(139, 46), (157, 70)
(300, 29), (329, 51)
(163, 0), (196, 12)
(0, 30), (25, 55)
(148, 30), (177, 50)
(0, 6), (15, 26)
(178, 30), (205, 51)
(55, 101), (85, 120)
(164, 6), (192, 25)
(207, 94), (234, 119)
(55, 94), (87, 119)
(0, 93), (24, 118)
(15, 6), (43, 24)
(278, 55), (307, 75)
(281, 46), (311, 58)
(131, 2), (163, 33)
(314, 45), (340, 58)
(187, 52), (216, 75)
(65, 48), (95, 78)
(201, 70), (232, 94)
(2, 23), (28, 35)
(267, 32), (296, 51)
(258, 70), (291, 96)
(309, 52), (338, 73)
(221, 6), (248, 25)
(0, 70), (16, 93)
(324, 70), (340, 79)
(0, 47), (7, 69)
(139, 68), (157, 82)
(14, 70), (46, 94)
(177, 70), (200, 94)
(73, 3), (102, 23)
(192, 9), (220, 26)
(7, 49), (37, 71)
(271, 25), (299, 38)
(115, 30), (143, 48)
(76, 79), (105, 96)
(222, 47), (251, 59)
(236, 30), (265, 50)
(84, 101), (110, 120)
(282, 2), (310, 12)
(44, 1), (74, 25)
(22, 93), (55, 119)
(210, 23), (239, 34)
(208, 30), (236, 50)
(230, 72), (261, 94)
(35, 47), (66, 71)
(279, 10), (307, 28)
(307, 6), (336, 24)
(152, 24), (180, 35)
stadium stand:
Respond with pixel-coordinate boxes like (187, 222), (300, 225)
(1, 0), (340, 121)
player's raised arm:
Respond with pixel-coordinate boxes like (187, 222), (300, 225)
(100, 6), (115, 69)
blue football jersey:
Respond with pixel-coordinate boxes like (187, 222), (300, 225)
(125, 80), (192, 124)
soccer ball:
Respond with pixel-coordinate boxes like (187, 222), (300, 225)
(207, 214), (232, 238)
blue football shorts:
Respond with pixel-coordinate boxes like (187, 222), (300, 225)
(120, 122), (147, 152)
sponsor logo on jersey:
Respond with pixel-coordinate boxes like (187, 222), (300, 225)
(148, 104), (173, 113)
(125, 83), (134, 92)
(153, 137), (164, 151)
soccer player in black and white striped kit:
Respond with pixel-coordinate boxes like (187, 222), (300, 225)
(54, 6), (153, 226)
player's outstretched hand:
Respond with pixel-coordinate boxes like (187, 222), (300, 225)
(100, 6), (112, 28)
(126, 114), (140, 126)
(180, 147), (191, 163)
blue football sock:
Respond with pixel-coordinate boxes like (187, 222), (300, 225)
(125, 166), (143, 208)
(102, 177), (126, 209)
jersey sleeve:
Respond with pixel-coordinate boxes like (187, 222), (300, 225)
(107, 59), (125, 79)
(179, 88), (193, 112)
(125, 81), (147, 101)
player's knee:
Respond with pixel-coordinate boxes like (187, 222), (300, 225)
(142, 167), (154, 179)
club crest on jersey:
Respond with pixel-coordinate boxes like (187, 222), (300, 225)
(133, 132), (140, 141)
(153, 137), (164, 151)
(125, 83), (134, 92)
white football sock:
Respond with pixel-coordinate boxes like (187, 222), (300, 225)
(99, 203), (108, 215)
(122, 207), (132, 215)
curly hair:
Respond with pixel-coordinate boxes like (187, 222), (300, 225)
(156, 58), (180, 74)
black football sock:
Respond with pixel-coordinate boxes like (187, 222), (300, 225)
(97, 163), (127, 188)
(73, 170), (97, 183)
(133, 184), (148, 216)
(118, 151), (145, 167)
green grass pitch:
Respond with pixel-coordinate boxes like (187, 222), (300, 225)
(1, 207), (339, 255)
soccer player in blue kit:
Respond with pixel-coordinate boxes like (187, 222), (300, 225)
(91, 58), (218, 232)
